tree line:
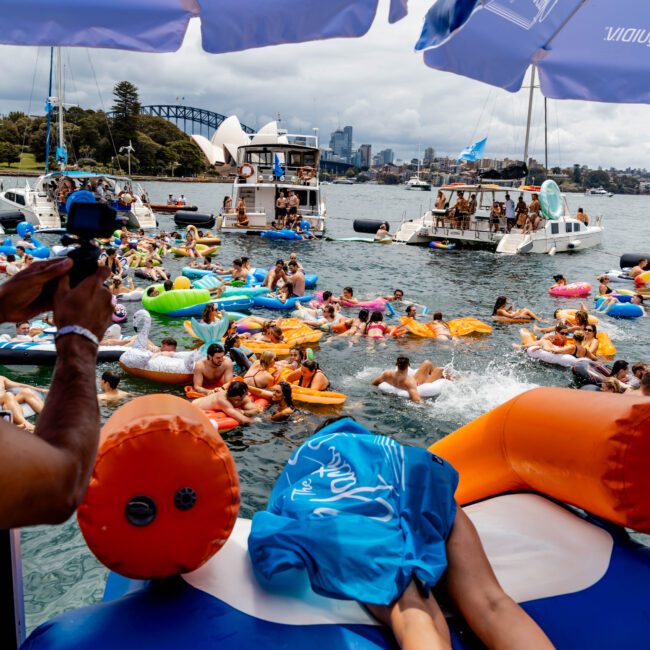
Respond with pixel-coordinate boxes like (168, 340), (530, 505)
(0, 81), (207, 177)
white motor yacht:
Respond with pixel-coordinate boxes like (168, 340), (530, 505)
(585, 187), (613, 197)
(405, 175), (432, 191)
(0, 172), (156, 230)
(395, 182), (604, 255)
(200, 119), (326, 236)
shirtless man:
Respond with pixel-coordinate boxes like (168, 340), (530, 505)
(192, 343), (234, 394)
(372, 356), (445, 403)
(287, 260), (305, 296)
(97, 371), (131, 403)
(0, 375), (45, 431)
(264, 260), (288, 290)
(191, 380), (260, 425)
(629, 258), (648, 279)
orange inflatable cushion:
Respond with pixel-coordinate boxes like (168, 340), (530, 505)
(78, 395), (239, 579)
(429, 387), (650, 533)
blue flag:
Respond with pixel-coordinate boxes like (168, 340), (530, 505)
(55, 146), (68, 165)
(457, 137), (487, 162)
(274, 154), (284, 177)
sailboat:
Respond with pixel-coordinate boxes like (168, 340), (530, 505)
(0, 48), (156, 231)
(404, 145), (431, 191)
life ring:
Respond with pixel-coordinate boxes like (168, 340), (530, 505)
(298, 166), (315, 181)
(238, 163), (255, 179)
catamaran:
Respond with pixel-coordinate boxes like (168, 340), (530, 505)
(0, 48), (155, 231)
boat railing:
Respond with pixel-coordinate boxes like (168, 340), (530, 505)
(242, 164), (319, 185)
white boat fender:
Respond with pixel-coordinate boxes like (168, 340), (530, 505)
(548, 247), (557, 256)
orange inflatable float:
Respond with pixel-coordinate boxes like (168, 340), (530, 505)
(184, 386), (269, 431)
(77, 395), (239, 579)
(429, 387), (650, 532)
(400, 316), (491, 337)
(556, 309), (599, 325)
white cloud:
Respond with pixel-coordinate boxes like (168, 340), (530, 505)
(0, 0), (648, 169)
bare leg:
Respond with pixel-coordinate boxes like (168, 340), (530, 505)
(15, 389), (44, 415)
(413, 360), (443, 385)
(445, 508), (554, 649)
(1, 393), (33, 430)
(366, 580), (451, 650)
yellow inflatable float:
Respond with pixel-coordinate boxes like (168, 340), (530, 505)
(556, 309), (599, 325)
(186, 224), (221, 246)
(519, 328), (616, 357)
(400, 316), (492, 338)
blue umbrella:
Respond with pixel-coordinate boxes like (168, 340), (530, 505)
(416, 0), (650, 103)
(1, 0), (408, 53)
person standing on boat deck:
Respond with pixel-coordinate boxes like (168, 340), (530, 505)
(223, 195), (233, 213)
(167, 193), (175, 205)
(504, 193), (516, 231)
(276, 191), (288, 227)
(288, 190), (300, 219)
(236, 197), (249, 227)
(515, 195), (528, 229)
(468, 193), (477, 215)
(435, 190), (446, 210)
(523, 193), (542, 234)
(0, 257), (113, 528)
(576, 208), (589, 225)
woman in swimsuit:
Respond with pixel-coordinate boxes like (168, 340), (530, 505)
(244, 351), (278, 390)
(236, 198), (249, 227)
(277, 347), (305, 371)
(549, 274), (567, 291)
(276, 282), (294, 304)
(339, 308), (369, 337)
(110, 276), (137, 296)
(201, 303), (223, 324)
(430, 311), (452, 341)
(492, 296), (542, 322)
(224, 334), (255, 371)
(365, 311), (387, 339)
(583, 324), (600, 357)
(287, 359), (330, 392)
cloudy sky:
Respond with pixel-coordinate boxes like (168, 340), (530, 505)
(1, 0), (648, 170)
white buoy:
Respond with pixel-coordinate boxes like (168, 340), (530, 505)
(548, 247), (557, 256)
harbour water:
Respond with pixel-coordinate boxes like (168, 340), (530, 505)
(1, 177), (649, 633)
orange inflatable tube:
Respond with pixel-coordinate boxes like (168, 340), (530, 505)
(290, 385), (347, 405)
(429, 387), (650, 533)
(78, 395), (239, 579)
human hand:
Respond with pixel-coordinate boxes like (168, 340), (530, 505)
(0, 258), (73, 324)
(53, 266), (113, 340)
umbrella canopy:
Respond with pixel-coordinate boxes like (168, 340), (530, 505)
(0, 0), (408, 53)
(416, 0), (650, 104)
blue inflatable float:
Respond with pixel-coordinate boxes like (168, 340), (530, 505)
(165, 296), (254, 318)
(0, 222), (50, 258)
(594, 297), (644, 319)
(252, 294), (313, 310)
(261, 228), (303, 241)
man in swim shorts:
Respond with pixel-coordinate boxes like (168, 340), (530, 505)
(192, 343), (234, 394)
(191, 380), (261, 425)
(372, 356), (446, 403)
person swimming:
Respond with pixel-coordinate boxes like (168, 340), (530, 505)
(365, 311), (387, 339)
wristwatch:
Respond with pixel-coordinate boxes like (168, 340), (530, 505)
(54, 325), (99, 347)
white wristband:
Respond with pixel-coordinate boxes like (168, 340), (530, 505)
(55, 325), (99, 347)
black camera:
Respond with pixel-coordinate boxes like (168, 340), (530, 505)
(62, 202), (122, 286)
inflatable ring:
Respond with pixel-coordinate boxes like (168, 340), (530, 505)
(298, 166), (315, 181)
(238, 163), (255, 179)
(539, 179), (563, 220)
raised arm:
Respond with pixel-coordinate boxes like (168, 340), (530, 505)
(0, 266), (112, 527)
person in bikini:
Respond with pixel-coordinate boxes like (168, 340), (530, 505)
(192, 343), (234, 394)
(372, 356), (447, 403)
(0, 374), (45, 431)
(429, 311), (452, 341)
(244, 351), (278, 390)
(285, 359), (330, 391)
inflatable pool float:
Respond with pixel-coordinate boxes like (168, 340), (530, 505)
(327, 236), (392, 244)
(428, 240), (456, 250)
(378, 377), (447, 399)
(549, 282), (591, 298)
(539, 179), (563, 220)
(112, 303), (128, 324)
(0, 235), (50, 259)
(182, 267), (216, 280)
(556, 309), (599, 325)
(174, 211), (216, 229)
(249, 267), (318, 289)
(594, 297), (644, 319)
(252, 295), (313, 310)
(0, 340), (129, 365)
(289, 385), (347, 405)
(604, 269), (634, 283)
(572, 360), (611, 386)
(400, 316), (491, 338)
(276, 318), (323, 345)
(25, 390), (650, 650)
(119, 311), (199, 384)
(261, 228), (303, 241)
(172, 244), (219, 257)
(142, 285), (211, 314)
(193, 273), (256, 289)
(166, 296), (254, 318)
(492, 315), (535, 323)
(114, 289), (144, 302)
(634, 269), (650, 286)
(521, 328), (615, 362)
(202, 398), (270, 433)
(186, 224), (221, 246)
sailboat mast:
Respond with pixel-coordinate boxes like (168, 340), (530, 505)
(56, 47), (66, 171)
(544, 97), (548, 171)
(44, 47), (54, 174)
(523, 66), (536, 167)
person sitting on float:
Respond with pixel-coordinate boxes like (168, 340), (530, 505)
(492, 296), (542, 322)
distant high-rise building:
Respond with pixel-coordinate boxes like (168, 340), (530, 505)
(329, 125), (354, 162)
(359, 144), (372, 168)
(424, 147), (435, 163)
(378, 148), (394, 165)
